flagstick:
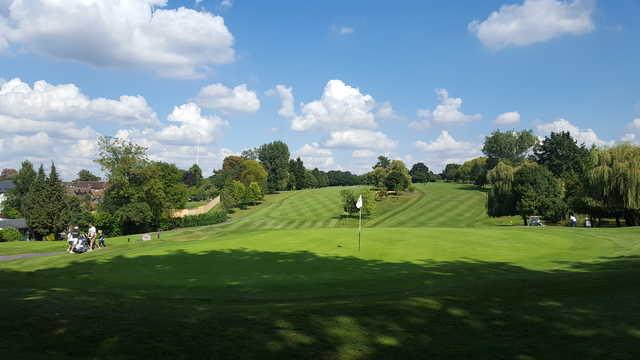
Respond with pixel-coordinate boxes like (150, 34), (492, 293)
(358, 201), (362, 251)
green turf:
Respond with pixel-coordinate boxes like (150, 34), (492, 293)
(1, 183), (639, 359)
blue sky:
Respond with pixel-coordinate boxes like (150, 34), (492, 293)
(1, 0), (639, 178)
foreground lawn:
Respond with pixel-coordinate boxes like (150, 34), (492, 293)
(1, 226), (639, 359)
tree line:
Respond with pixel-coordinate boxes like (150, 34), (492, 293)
(441, 130), (640, 226)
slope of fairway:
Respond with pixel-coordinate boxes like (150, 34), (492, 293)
(222, 182), (516, 231)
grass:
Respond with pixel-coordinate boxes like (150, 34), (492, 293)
(1, 182), (639, 359)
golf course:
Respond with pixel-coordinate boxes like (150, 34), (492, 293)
(1, 182), (639, 359)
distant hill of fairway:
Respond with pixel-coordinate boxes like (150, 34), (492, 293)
(222, 182), (516, 231)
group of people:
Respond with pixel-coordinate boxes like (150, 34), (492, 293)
(569, 214), (592, 228)
(66, 223), (105, 254)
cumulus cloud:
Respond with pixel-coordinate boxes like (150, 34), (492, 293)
(417, 89), (481, 124)
(268, 84), (296, 118)
(195, 83), (260, 113)
(495, 111), (521, 125)
(292, 80), (378, 131)
(0, 78), (157, 126)
(0, 0), (235, 78)
(469, 0), (595, 49)
(296, 143), (334, 170)
(154, 103), (227, 145)
(621, 133), (636, 143)
(376, 101), (399, 120)
(325, 129), (397, 150)
(415, 130), (481, 170)
(536, 118), (608, 146)
(630, 118), (640, 129)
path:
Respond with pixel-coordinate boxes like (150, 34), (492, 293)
(0, 251), (66, 262)
(171, 196), (220, 218)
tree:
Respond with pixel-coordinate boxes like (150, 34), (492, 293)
(373, 156), (391, 170)
(76, 169), (101, 182)
(6, 160), (37, 216)
(482, 130), (537, 169)
(258, 141), (290, 193)
(513, 162), (566, 225)
(96, 136), (188, 234)
(238, 160), (268, 191)
(340, 189), (374, 217)
(409, 162), (431, 183)
(22, 164), (70, 239)
(587, 144), (640, 226)
(487, 161), (517, 217)
(221, 180), (247, 209)
(183, 164), (203, 187)
(46, 163), (71, 237)
(459, 157), (488, 187)
(247, 182), (263, 204)
(311, 168), (329, 187)
(293, 158), (306, 190)
(534, 131), (589, 178)
(23, 165), (48, 238)
(383, 160), (411, 191)
(441, 164), (461, 182)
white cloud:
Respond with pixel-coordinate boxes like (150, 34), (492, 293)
(377, 101), (399, 120)
(0, 0), (235, 78)
(495, 111), (521, 125)
(414, 130), (481, 170)
(220, 0), (233, 10)
(418, 89), (481, 124)
(352, 149), (376, 158)
(154, 103), (227, 145)
(621, 133), (635, 142)
(269, 84), (295, 118)
(325, 129), (397, 150)
(536, 118), (608, 146)
(469, 0), (595, 49)
(0, 78), (157, 126)
(292, 80), (378, 131)
(296, 143), (334, 170)
(195, 83), (260, 113)
(630, 118), (640, 129)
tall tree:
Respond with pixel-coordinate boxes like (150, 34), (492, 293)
(258, 141), (290, 193)
(534, 131), (589, 178)
(8, 160), (37, 215)
(588, 144), (640, 226)
(23, 166), (49, 238)
(487, 161), (517, 217)
(482, 130), (537, 169)
(373, 155), (391, 169)
(441, 163), (461, 181)
(512, 162), (566, 225)
(47, 163), (71, 237)
(183, 164), (203, 186)
(76, 169), (101, 181)
(409, 162), (431, 183)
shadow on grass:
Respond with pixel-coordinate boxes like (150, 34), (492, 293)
(1, 250), (639, 359)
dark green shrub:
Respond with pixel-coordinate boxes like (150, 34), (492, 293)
(0, 227), (22, 242)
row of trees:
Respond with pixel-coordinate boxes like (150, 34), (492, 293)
(480, 130), (640, 226)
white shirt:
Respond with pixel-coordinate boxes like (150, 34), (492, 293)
(67, 233), (74, 243)
(88, 226), (96, 237)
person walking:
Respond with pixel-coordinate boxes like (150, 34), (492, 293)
(88, 223), (97, 251)
(569, 214), (577, 227)
(98, 230), (106, 248)
(66, 226), (75, 253)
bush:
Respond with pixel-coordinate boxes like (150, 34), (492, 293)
(0, 227), (21, 242)
(94, 211), (122, 236)
(161, 210), (227, 230)
(340, 189), (374, 217)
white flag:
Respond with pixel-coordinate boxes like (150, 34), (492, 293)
(355, 194), (363, 209)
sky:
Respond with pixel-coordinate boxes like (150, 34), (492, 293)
(0, 0), (639, 179)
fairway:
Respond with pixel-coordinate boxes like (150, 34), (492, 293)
(1, 183), (639, 359)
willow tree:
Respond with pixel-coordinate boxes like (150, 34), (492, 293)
(588, 144), (640, 226)
(487, 161), (517, 217)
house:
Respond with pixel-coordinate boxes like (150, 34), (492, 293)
(0, 218), (29, 240)
(0, 180), (16, 211)
(64, 181), (108, 200)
